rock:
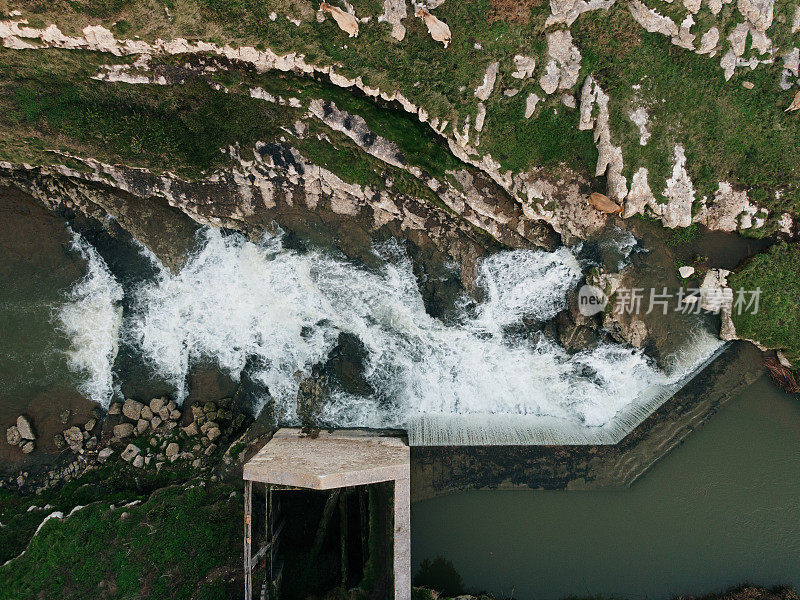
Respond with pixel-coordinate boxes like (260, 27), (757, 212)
(149, 397), (165, 413)
(121, 443), (140, 462)
(786, 90), (800, 112)
(132, 455), (144, 468)
(206, 427), (222, 442)
(200, 421), (217, 436)
(217, 409), (233, 421)
(182, 422), (200, 437)
(85, 437), (97, 450)
(53, 433), (65, 449)
(166, 400), (176, 412)
(204, 444), (217, 456)
(64, 426), (84, 448)
(169, 409), (181, 421)
(378, 0), (407, 41)
(108, 402), (122, 415)
(165, 442), (179, 458)
(165, 421), (177, 430)
(58, 409), (70, 424)
(21, 441), (35, 454)
(113, 423), (135, 439)
(140, 406), (153, 420)
(6, 425), (21, 446)
(511, 55), (536, 79)
(150, 416), (162, 429)
(737, 0), (774, 31)
(415, 7), (451, 47)
(474, 62), (499, 101)
(192, 458), (202, 468)
(742, 81), (755, 89)
(84, 418), (96, 432)
(158, 407), (170, 421)
(16, 416), (35, 440)
(679, 265), (696, 278)
(203, 402), (217, 414)
(205, 411), (218, 421)
(700, 269), (733, 313)
(217, 398), (233, 409)
(697, 27), (719, 55)
(524, 93), (540, 118)
(546, 0), (615, 26)
(122, 399), (144, 421)
(98, 447), (113, 463)
(588, 192), (622, 214)
(540, 30), (582, 95)
(136, 419), (149, 435)
(320, 2), (359, 37)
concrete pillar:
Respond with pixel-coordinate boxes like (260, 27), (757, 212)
(393, 477), (411, 600)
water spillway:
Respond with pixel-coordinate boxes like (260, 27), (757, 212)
(58, 227), (723, 445)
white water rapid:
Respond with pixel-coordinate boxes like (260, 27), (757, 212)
(60, 228), (723, 444)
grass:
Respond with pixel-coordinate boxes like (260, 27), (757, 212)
(0, 480), (241, 600)
(729, 242), (800, 364)
(572, 4), (800, 218)
(0, 460), (195, 566)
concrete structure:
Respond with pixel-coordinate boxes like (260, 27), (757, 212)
(243, 428), (410, 600)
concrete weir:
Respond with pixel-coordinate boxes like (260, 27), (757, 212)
(243, 429), (411, 600)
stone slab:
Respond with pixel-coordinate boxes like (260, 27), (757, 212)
(244, 428), (409, 489)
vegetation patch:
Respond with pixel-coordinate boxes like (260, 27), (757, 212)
(729, 242), (800, 364)
(0, 480), (241, 600)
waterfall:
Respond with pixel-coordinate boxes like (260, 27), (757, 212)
(62, 228), (724, 443)
(58, 231), (124, 407)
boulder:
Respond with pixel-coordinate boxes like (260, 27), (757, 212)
(21, 441), (35, 454)
(108, 402), (122, 415)
(136, 419), (149, 435)
(182, 422), (200, 437)
(120, 443), (140, 462)
(204, 444), (217, 456)
(149, 397), (165, 414)
(113, 423), (135, 439)
(140, 406), (153, 420)
(678, 265), (696, 278)
(53, 433), (65, 449)
(6, 425), (21, 446)
(132, 455), (145, 468)
(63, 426), (84, 448)
(158, 407), (170, 421)
(98, 447), (113, 463)
(150, 416), (162, 429)
(16, 416), (35, 440)
(165, 442), (179, 458)
(206, 427), (222, 442)
(169, 409), (181, 421)
(122, 399), (144, 421)
(474, 62), (499, 101)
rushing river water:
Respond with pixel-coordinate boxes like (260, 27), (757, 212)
(411, 376), (800, 599)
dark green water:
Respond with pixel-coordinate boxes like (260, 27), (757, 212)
(412, 376), (800, 599)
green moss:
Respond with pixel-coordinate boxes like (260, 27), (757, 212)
(0, 481), (241, 600)
(573, 4), (800, 211)
(729, 242), (800, 363)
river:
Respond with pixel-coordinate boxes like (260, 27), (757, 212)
(411, 375), (800, 599)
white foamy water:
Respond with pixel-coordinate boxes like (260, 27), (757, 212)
(63, 228), (723, 440)
(58, 233), (124, 407)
